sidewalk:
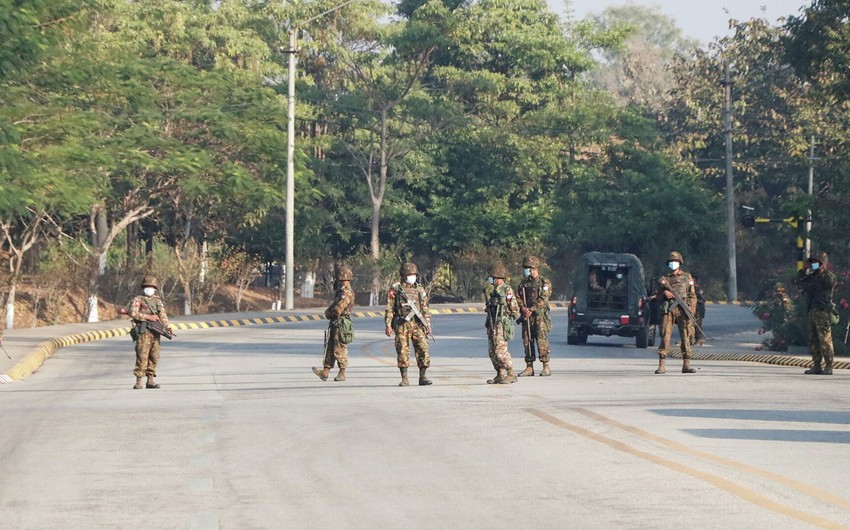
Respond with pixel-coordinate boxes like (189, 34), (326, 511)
(0, 304), (831, 383)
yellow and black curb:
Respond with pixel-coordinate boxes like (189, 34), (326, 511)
(0, 302), (815, 383)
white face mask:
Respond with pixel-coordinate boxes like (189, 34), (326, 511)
(143, 287), (156, 297)
(616, 273), (623, 280)
(405, 275), (417, 285)
(811, 262), (821, 271)
(523, 268), (532, 278)
(668, 261), (680, 271)
(487, 276), (494, 285)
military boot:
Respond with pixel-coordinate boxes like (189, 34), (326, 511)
(804, 362), (822, 375)
(822, 359), (834, 376)
(334, 368), (346, 382)
(655, 357), (666, 374)
(312, 366), (330, 381)
(133, 377), (143, 390)
(418, 368), (432, 386)
(501, 367), (517, 384)
(518, 363), (534, 377)
(487, 369), (505, 384)
(540, 361), (551, 376)
(682, 359), (696, 374)
(146, 376), (160, 389)
(399, 367), (409, 387)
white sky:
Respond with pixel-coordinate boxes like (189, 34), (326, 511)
(551, 0), (810, 45)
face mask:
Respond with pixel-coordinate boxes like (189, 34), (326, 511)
(668, 261), (680, 271)
(487, 276), (494, 285)
(811, 262), (820, 271)
(616, 273), (623, 280)
(143, 287), (156, 297)
(405, 275), (417, 285)
(523, 268), (532, 278)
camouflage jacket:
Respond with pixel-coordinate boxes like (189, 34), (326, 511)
(796, 268), (837, 312)
(656, 270), (697, 312)
(325, 283), (355, 321)
(486, 283), (519, 323)
(129, 295), (169, 325)
(517, 275), (551, 315)
(385, 282), (431, 328)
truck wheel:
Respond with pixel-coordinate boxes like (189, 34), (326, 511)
(636, 325), (649, 349)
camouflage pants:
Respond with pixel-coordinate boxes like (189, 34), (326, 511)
(133, 331), (161, 377)
(807, 309), (834, 367)
(322, 328), (349, 369)
(658, 307), (692, 359)
(394, 320), (430, 369)
(521, 319), (551, 363)
(487, 322), (514, 371)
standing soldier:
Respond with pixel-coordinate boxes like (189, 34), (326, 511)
(313, 266), (356, 382)
(129, 276), (172, 389)
(484, 264), (519, 384)
(795, 250), (837, 375)
(654, 251), (698, 374)
(516, 255), (553, 377)
(385, 262), (433, 387)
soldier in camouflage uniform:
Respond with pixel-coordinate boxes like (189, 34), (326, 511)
(385, 262), (433, 387)
(795, 250), (837, 375)
(484, 263), (519, 384)
(516, 256), (553, 377)
(654, 251), (698, 374)
(129, 276), (172, 389)
(313, 266), (356, 382)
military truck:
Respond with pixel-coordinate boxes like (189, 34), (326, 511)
(567, 252), (656, 348)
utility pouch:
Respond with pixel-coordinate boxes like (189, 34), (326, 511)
(830, 304), (840, 325)
(337, 316), (354, 344)
(501, 317), (515, 341)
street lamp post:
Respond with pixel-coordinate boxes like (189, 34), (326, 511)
(282, 0), (359, 311)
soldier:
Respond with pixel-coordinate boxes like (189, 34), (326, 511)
(795, 250), (837, 375)
(385, 262), (433, 387)
(484, 263), (519, 384)
(516, 255), (553, 377)
(129, 276), (172, 389)
(654, 251), (698, 374)
(313, 266), (356, 382)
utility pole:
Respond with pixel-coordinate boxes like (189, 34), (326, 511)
(723, 62), (737, 302)
(805, 135), (815, 258)
(284, 28), (297, 310)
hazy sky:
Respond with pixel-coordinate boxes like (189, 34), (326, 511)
(551, 0), (810, 44)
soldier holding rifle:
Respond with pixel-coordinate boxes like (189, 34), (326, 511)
(516, 255), (553, 377)
(484, 264), (519, 384)
(129, 276), (173, 389)
(653, 251), (698, 375)
(385, 262), (433, 387)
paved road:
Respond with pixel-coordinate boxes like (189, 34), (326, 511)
(2, 304), (849, 529)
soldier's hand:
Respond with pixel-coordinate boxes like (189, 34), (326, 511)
(663, 291), (674, 299)
(522, 308), (532, 319)
(385, 325), (392, 337)
(148, 315), (161, 322)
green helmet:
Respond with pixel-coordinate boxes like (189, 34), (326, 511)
(489, 263), (508, 279)
(809, 250), (829, 266)
(522, 255), (541, 268)
(667, 251), (684, 264)
(141, 276), (158, 289)
(400, 262), (418, 276)
(336, 266), (354, 281)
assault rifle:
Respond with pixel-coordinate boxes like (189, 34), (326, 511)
(398, 289), (435, 342)
(658, 276), (707, 340)
(517, 287), (536, 359)
(147, 319), (176, 340)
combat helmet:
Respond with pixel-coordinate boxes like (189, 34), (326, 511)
(336, 266), (354, 281)
(400, 262), (418, 276)
(522, 255), (541, 269)
(667, 251), (684, 264)
(489, 263), (509, 279)
(141, 276), (158, 289)
(809, 250), (829, 266)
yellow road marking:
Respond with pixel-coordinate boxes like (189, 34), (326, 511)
(573, 407), (850, 512)
(527, 408), (850, 530)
